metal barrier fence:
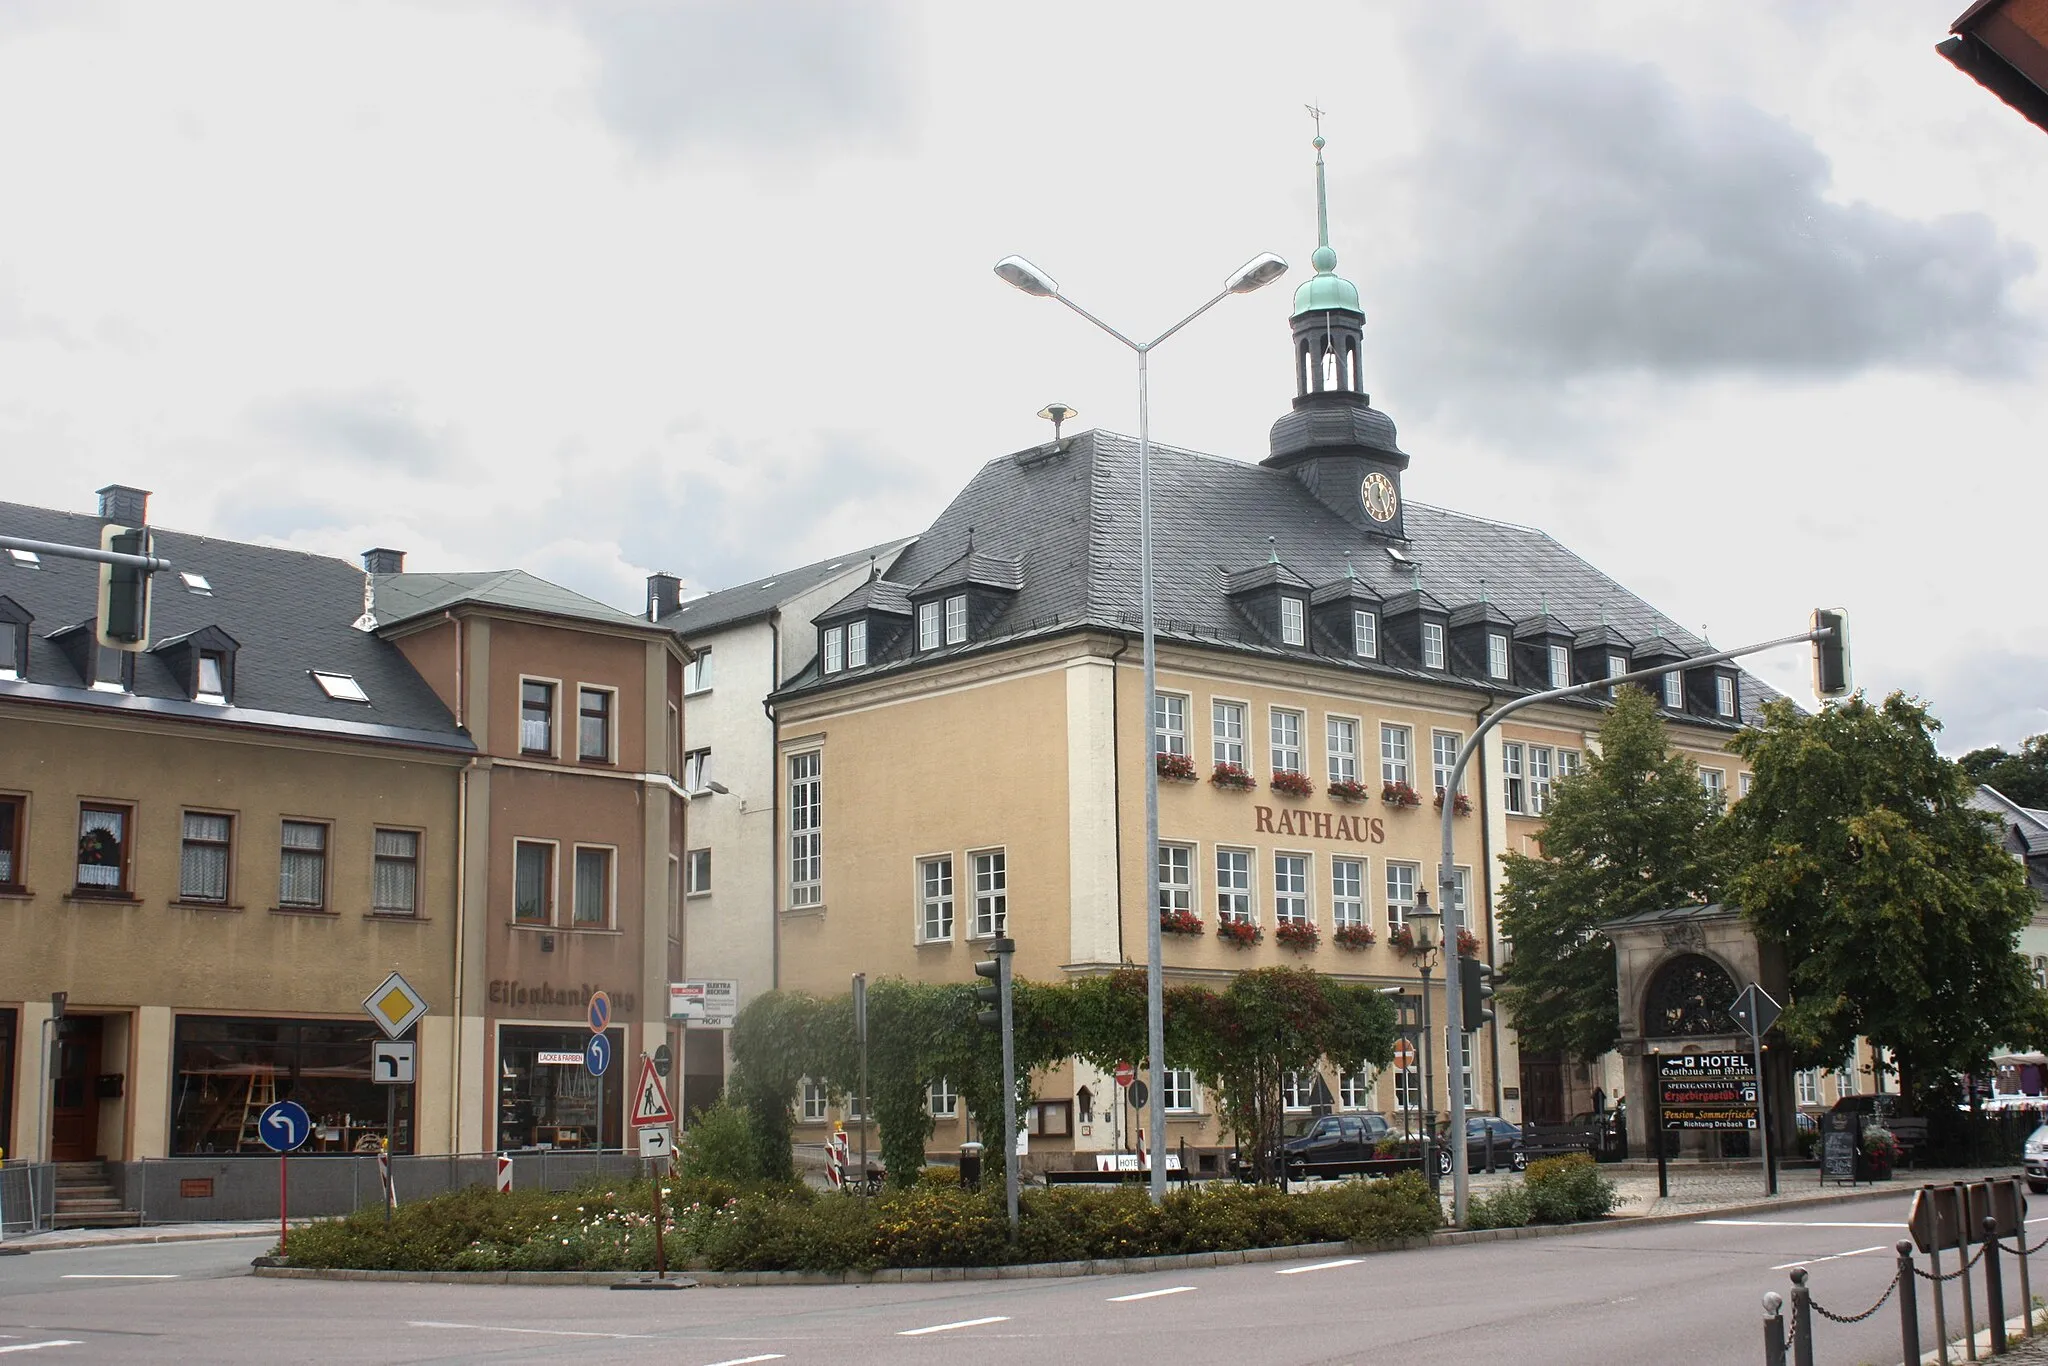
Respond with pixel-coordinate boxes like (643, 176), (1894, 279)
(0, 1162), (55, 1239)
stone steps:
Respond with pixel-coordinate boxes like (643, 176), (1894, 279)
(50, 1160), (140, 1229)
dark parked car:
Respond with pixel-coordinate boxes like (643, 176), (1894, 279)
(1435, 1115), (1528, 1174)
(2024, 1123), (2048, 1194)
(1230, 1113), (1393, 1181)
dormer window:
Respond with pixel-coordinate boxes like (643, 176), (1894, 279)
(1422, 622), (1445, 670)
(197, 651), (227, 703)
(92, 644), (130, 693)
(1548, 645), (1570, 688)
(847, 620), (867, 667)
(1717, 675), (1736, 718)
(1280, 596), (1305, 646)
(1354, 610), (1377, 659)
(1607, 654), (1627, 683)
(1487, 632), (1509, 680)
(0, 597), (28, 680)
(1662, 672), (1683, 709)
(918, 601), (941, 650)
(944, 594), (968, 645)
(823, 626), (844, 674)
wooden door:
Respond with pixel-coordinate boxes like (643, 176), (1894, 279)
(1520, 1054), (1565, 1126)
(50, 1016), (102, 1161)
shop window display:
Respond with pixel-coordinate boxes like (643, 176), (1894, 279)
(171, 1016), (413, 1155)
(497, 1026), (626, 1151)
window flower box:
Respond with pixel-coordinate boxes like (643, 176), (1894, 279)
(1390, 923), (1415, 955)
(1457, 927), (1480, 958)
(1274, 920), (1319, 950)
(1159, 907), (1205, 936)
(1382, 781), (1422, 808)
(1334, 923), (1377, 950)
(1269, 770), (1316, 799)
(1327, 778), (1372, 803)
(1209, 761), (1258, 792)
(1216, 918), (1263, 947)
(1433, 788), (1473, 816)
(1156, 752), (1197, 782)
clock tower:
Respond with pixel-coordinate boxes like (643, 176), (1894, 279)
(1262, 122), (1410, 541)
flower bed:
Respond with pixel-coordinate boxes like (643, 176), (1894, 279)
(1381, 781), (1422, 808)
(1274, 921), (1319, 951)
(1432, 789), (1473, 816)
(1159, 908), (1204, 937)
(1156, 752), (1197, 782)
(1209, 761), (1257, 791)
(1333, 923), (1376, 950)
(1269, 770), (1316, 798)
(1327, 778), (1372, 803)
(1216, 918), (1263, 947)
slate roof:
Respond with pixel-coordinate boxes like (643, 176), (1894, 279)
(784, 429), (1781, 723)
(0, 502), (468, 750)
(371, 569), (659, 633)
(659, 538), (914, 637)
(1973, 786), (2048, 860)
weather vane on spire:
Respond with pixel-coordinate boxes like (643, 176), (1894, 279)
(1304, 104), (1332, 258)
(1305, 101), (1325, 141)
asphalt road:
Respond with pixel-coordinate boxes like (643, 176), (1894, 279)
(0, 1197), (2024, 1364)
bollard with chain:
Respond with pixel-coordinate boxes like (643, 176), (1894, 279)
(1984, 1214), (2008, 1356)
(1789, 1267), (1816, 1366)
(1763, 1290), (1787, 1366)
(1900, 1241), (1922, 1366)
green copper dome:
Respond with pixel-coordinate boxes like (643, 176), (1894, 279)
(1291, 132), (1363, 318)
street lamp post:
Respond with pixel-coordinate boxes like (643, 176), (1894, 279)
(1409, 895), (1442, 1193)
(996, 251), (1288, 1205)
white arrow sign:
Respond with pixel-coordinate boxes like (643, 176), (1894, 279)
(638, 1126), (672, 1159)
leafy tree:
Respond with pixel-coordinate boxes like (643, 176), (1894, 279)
(1726, 692), (2048, 1104)
(1496, 686), (1727, 1061)
(1959, 735), (2048, 810)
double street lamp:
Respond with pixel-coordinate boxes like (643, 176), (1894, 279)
(995, 250), (1288, 1205)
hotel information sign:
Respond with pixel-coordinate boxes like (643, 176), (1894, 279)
(1658, 1053), (1760, 1132)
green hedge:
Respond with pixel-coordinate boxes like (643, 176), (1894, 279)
(280, 1172), (1441, 1274)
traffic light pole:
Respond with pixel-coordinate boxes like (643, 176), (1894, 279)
(1436, 622), (1839, 1226)
(0, 534), (173, 572)
(976, 937), (1020, 1235)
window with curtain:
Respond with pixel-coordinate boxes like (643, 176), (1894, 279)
(520, 680), (555, 754)
(573, 847), (610, 925)
(278, 821), (328, 908)
(514, 841), (553, 922)
(373, 829), (418, 914)
(0, 795), (20, 889)
(75, 803), (130, 892)
(179, 812), (231, 902)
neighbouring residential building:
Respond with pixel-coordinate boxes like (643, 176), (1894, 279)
(648, 539), (912, 1120)
(767, 136), (1761, 1173)
(1941, 0), (2048, 136)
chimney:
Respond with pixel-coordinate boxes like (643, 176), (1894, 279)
(362, 548), (406, 575)
(646, 572), (683, 622)
(96, 485), (150, 526)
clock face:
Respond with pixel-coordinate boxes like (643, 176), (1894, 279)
(1360, 471), (1399, 523)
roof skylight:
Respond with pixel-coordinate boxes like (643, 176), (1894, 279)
(180, 571), (213, 595)
(311, 670), (370, 703)
(7, 549), (40, 567)
(1385, 546), (1411, 565)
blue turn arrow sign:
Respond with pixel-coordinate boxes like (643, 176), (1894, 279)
(259, 1100), (312, 1153)
(584, 1032), (612, 1077)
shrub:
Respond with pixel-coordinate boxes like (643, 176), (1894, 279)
(698, 1190), (878, 1272)
(869, 1187), (1009, 1267)
(918, 1164), (962, 1187)
(1523, 1153), (1619, 1223)
(1465, 1185), (1533, 1230)
(1297, 1172), (1441, 1244)
(679, 1098), (763, 1183)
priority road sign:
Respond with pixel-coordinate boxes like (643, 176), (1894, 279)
(362, 971), (429, 1040)
(632, 1055), (675, 1128)
(259, 1100), (312, 1153)
(588, 990), (612, 1034)
(372, 1039), (416, 1085)
(584, 1032), (612, 1077)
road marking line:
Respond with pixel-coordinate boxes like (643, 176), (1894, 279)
(59, 1274), (178, 1280)
(1698, 1219), (1903, 1229)
(0, 1346), (85, 1356)
(1276, 1258), (1363, 1275)
(699, 1356), (787, 1366)
(1108, 1285), (1195, 1302)
(408, 1321), (654, 1340)
(1772, 1244), (1888, 1271)
(898, 1316), (1010, 1336)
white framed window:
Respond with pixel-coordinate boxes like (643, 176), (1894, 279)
(1163, 1068), (1196, 1113)
(918, 601), (941, 651)
(1380, 724), (1411, 785)
(1456, 1033), (1475, 1109)
(1154, 693), (1188, 756)
(279, 820), (329, 910)
(514, 839), (555, 923)
(1452, 865), (1471, 918)
(1385, 861), (1417, 930)
(1502, 742), (1524, 814)
(1487, 632), (1509, 680)
(800, 1078), (828, 1123)
(179, 812), (232, 903)
(1274, 853), (1309, 925)
(2035, 956), (2047, 991)
(823, 626), (844, 673)
(1216, 847), (1253, 923)
(918, 855), (954, 942)
(1528, 745), (1553, 815)
(1280, 596), (1305, 646)
(1739, 771), (1754, 799)
(1548, 643), (1571, 688)
(1339, 1069), (1371, 1111)
(685, 648), (713, 693)
(1213, 700), (1246, 766)
(1394, 1059), (1422, 1111)
(683, 748), (713, 794)
(1157, 844), (1193, 919)
(944, 593), (968, 644)
(197, 651), (227, 703)
(578, 685), (614, 762)
(1422, 622), (1445, 670)
(971, 849), (1007, 937)
(1331, 858), (1364, 929)
(373, 828), (419, 914)
(1282, 1072), (1314, 1112)
(1607, 653), (1627, 687)
(686, 847), (711, 896)
(1353, 609), (1377, 658)
(1432, 730), (1460, 797)
(846, 619), (868, 668)
(1717, 675), (1737, 718)
(1558, 748), (1582, 778)
(1796, 1070), (1819, 1106)
(311, 669), (367, 702)
(519, 678), (556, 755)
(788, 750), (823, 908)
(927, 1078), (958, 1118)
(1662, 672), (1683, 708)
(1327, 716), (1358, 784)
(1270, 708), (1303, 774)
(1836, 1066), (1856, 1097)
(572, 845), (613, 926)
(1701, 768), (1726, 802)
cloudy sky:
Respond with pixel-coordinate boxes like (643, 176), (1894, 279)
(2, 1), (2043, 750)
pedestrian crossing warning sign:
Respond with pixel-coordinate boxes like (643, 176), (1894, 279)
(631, 1055), (674, 1128)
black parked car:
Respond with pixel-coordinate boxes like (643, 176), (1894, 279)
(1434, 1115), (1527, 1174)
(1230, 1113), (1394, 1181)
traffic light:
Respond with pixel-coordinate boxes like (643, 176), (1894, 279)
(1461, 959), (1496, 1031)
(96, 525), (153, 649)
(975, 954), (1003, 1029)
(1811, 607), (1851, 700)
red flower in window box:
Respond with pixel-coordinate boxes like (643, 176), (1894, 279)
(1432, 788), (1473, 816)
(1215, 918), (1263, 947)
(1334, 923), (1377, 950)
(1269, 769), (1316, 798)
(1156, 752), (1197, 782)
(1274, 920), (1320, 950)
(1382, 781), (1422, 807)
(1390, 923), (1416, 955)
(1209, 761), (1257, 791)
(1327, 778), (1372, 803)
(1159, 907), (1205, 936)
(1457, 927), (1481, 958)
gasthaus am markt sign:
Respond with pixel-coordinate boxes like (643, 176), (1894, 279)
(1658, 1053), (1760, 1131)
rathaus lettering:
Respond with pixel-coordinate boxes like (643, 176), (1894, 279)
(1253, 805), (1385, 844)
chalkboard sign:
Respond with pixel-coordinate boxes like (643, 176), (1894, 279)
(1820, 1111), (1858, 1184)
